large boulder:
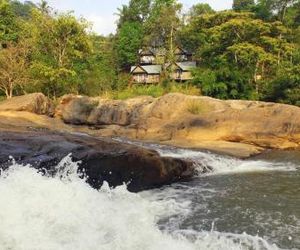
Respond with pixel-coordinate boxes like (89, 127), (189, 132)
(56, 94), (154, 126)
(54, 93), (300, 156)
(0, 130), (194, 192)
(0, 93), (53, 115)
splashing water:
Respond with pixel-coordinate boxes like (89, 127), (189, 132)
(113, 138), (298, 174)
(0, 156), (282, 250)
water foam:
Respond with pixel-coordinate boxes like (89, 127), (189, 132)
(154, 148), (298, 175)
(0, 156), (280, 250)
(113, 138), (298, 175)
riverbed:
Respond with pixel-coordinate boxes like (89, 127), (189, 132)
(0, 143), (299, 250)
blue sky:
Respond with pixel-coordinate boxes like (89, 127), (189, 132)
(26, 0), (233, 35)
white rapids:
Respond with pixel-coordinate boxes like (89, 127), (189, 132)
(0, 154), (283, 250)
(113, 138), (298, 174)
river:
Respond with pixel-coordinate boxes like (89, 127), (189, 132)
(0, 142), (299, 250)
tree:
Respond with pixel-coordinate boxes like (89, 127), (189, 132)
(116, 0), (151, 27)
(271, 0), (297, 22)
(10, 0), (36, 18)
(38, 0), (51, 15)
(144, 0), (182, 62)
(253, 0), (300, 22)
(78, 35), (118, 96)
(180, 11), (296, 100)
(233, 0), (255, 11)
(0, 42), (30, 98)
(115, 21), (143, 71)
(188, 3), (214, 19)
(115, 0), (152, 71)
(0, 0), (20, 47)
(265, 64), (300, 105)
(29, 9), (91, 98)
(253, 0), (274, 21)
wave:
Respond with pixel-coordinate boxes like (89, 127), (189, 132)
(0, 156), (281, 250)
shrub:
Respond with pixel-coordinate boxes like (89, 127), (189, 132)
(186, 100), (209, 115)
(103, 83), (200, 100)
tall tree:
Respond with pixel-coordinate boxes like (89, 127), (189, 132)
(0, 0), (20, 47)
(10, 0), (36, 18)
(144, 0), (182, 58)
(29, 9), (91, 98)
(117, 0), (151, 27)
(115, 21), (143, 71)
(232, 0), (255, 11)
(115, 0), (152, 71)
(0, 42), (30, 98)
(188, 3), (214, 18)
(181, 11), (296, 100)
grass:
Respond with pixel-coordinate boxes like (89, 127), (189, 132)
(0, 96), (7, 102)
(102, 83), (200, 100)
(186, 100), (209, 115)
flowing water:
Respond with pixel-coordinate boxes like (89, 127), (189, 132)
(0, 142), (299, 250)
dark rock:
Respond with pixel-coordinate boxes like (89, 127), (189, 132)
(0, 131), (194, 192)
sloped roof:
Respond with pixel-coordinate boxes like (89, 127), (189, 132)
(130, 66), (140, 73)
(139, 48), (155, 56)
(177, 61), (196, 71)
(131, 65), (162, 74)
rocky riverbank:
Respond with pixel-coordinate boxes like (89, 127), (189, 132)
(0, 93), (195, 191)
(55, 93), (300, 158)
(0, 92), (299, 191)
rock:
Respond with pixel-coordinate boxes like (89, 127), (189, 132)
(55, 95), (99, 125)
(55, 93), (300, 157)
(0, 130), (194, 192)
(0, 93), (53, 116)
(56, 95), (154, 126)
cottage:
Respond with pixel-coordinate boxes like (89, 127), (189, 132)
(139, 48), (156, 65)
(130, 46), (196, 84)
(174, 47), (193, 62)
(130, 65), (162, 84)
(167, 61), (196, 81)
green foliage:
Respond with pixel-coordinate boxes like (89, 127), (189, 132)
(233, 0), (255, 11)
(180, 9), (298, 101)
(115, 21), (143, 70)
(116, 0), (151, 26)
(107, 83), (199, 100)
(0, 0), (299, 107)
(10, 0), (36, 18)
(264, 64), (300, 106)
(26, 9), (92, 98)
(188, 3), (215, 18)
(0, 0), (20, 46)
(191, 69), (226, 99)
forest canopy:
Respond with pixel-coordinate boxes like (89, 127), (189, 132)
(0, 0), (299, 106)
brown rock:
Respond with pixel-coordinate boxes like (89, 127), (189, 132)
(0, 93), (53, 115)
(55, 93), (300, 157)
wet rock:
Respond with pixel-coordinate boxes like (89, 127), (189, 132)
(0, 131), (194, 192)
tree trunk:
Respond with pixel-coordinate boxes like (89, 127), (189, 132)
(254, 61), (260, 100)
(280, 0), (289, 22)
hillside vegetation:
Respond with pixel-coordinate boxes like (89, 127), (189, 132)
(0, 0), (299, 106)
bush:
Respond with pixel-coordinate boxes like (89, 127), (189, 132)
(0, 96), (7, 102)
(186, 99), (210, 115)
(104, 83), (200, 100)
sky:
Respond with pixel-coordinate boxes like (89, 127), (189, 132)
(25, 0), (233, 35)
